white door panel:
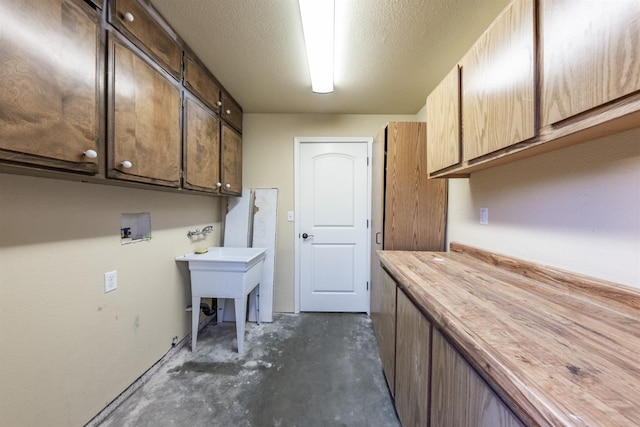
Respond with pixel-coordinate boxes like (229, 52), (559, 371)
(297, 139), (370, 312)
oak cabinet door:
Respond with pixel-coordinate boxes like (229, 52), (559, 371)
(0, 0), (100, 174)
(431, 329), (524, 427)
(107, 31), (181, 187)
(426, 65), (461, 174)
(541, 0), (640, 126)
(371, 267), (397, 395)
(183, 95), (221, 193)
(220, 123), (242, 196)
(395, 289), (431, 427)
(110, 0), (182, 80)
(461, 0), (535, 161)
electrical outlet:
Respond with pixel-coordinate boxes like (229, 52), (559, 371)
(480, 207), (489, 225)
(104, 270), (118, 293)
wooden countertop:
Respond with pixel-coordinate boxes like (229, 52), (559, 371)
(378, 243), (640, 427)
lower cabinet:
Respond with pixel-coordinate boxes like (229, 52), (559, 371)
(371, 266), (397, 394)
(373, 268), (524, 427)
(431, 328), (524, 427)
(395, 288), (431, 427)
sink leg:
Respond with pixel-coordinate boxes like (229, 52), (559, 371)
(217, 298), (225, 324)
(234, 297), (246, 353)
(192, 296), (200, 352)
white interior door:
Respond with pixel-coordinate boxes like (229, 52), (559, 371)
(296, 139), (371, 312)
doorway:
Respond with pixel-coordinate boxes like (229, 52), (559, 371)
(294, 137), (372, 313)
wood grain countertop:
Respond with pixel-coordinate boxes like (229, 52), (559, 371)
(378, 243), (640, 427)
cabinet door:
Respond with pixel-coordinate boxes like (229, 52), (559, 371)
(395, 289), (431, 427)
(108, 32), (181, 187)
(541, 0), (640, 126)
(184, 52), (221, 112)
(221, 93), (243, 132)
(431, 329), (524, 427)
(426, 65), (461, 174)
(0, 0), (100, 174)
(384, 122), (447, 251)
(461, 0), (535, 161)
(183, 95), (221, 193)
(110, 0), (182, 80)
(220, 123), (242, 196)
(371, 267), (397, 395)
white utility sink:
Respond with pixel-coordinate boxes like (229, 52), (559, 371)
(176, 247), (267, 353)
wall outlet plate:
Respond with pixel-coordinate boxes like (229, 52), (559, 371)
(480, 207), (489, 225)
(104, 270), (118, 293)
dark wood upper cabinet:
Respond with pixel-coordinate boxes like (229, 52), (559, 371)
(184, 52), (222, 113)
(0, 0), (101, 174)
(221, 92), (243, 132)
(107, 31), (181, 187)
(109, 0), (182, 80)
(183, 94), (221, 193)
(220, 123), (242, 196)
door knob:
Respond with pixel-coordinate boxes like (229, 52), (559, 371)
(301, 233), (314, 239)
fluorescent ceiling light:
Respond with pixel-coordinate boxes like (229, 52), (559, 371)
(299, 0), (335, 93)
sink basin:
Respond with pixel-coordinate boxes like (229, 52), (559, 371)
(176, 247), (267, 352)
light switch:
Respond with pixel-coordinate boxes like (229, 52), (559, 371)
(287, 211), (294, 222)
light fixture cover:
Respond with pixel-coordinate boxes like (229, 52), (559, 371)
(299, 0), (335, 93)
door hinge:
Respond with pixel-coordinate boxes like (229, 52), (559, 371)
(366, 281), (369, 291)
(367, 156), (370, 166)
(367, 219), (369, 228)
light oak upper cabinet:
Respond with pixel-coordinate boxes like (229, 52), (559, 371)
(370, 268), (397, 395)
(461, 0), (535, 161)
(395, 289), (432, 427)
(183, 94), (221, 193)
(541, 0), (640, 126)
(372, 122), (447, 252)
(107, 31), (181, 187)
(110, 0), (182, 80)
(220, 124), (242, 196)
(0, 0), (101, 174)
(426, 65), (461, 174)
(431, 329), (524, 427)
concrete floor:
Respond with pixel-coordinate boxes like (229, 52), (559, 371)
(98, 313), (400, 427)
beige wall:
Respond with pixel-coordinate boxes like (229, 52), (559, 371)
(0, 174), (224, 426)
(447, 126), (640, 288)
(242, 114), (416, 313)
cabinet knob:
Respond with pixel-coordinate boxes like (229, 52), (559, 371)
(121, 160), (133, 169)
(225, 183), (231, 189)
(216, 182), (222, 188)
(123, 12), (134, 22)
(217, 101), (222, 107)
(225, 109), (231, 115)
(83, 149), (97, 159)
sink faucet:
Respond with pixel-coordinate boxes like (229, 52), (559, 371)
(187, 225), (214, 238)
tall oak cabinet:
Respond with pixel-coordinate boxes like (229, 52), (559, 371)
(370, 122), (447, 423)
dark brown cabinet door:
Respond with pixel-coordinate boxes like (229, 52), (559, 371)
(0, 0), (100, 174)
(107, 31), (181, 187)
(110, 0), (182, 80)
(221, 93), (243, 132)
(183, 95), (221, 193)
(220, 123), (242, 196)
(184, 52), (221, 113)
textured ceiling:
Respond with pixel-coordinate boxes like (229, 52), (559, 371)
(149, 0), (511, 114)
